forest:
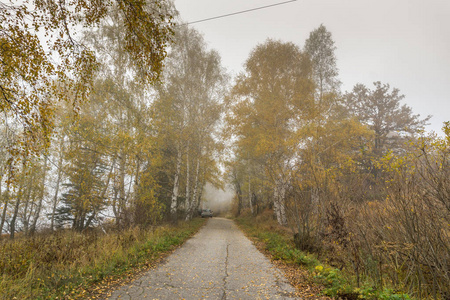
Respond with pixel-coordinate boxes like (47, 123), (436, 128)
(1, 0), (449, 299)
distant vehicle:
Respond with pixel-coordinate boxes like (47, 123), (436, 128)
(201, 209), (213, 218)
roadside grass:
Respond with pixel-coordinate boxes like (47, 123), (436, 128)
(235, 212), (411, 300)
(0, 218), (206, 299)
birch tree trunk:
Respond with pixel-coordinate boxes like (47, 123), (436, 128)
(273, 181), (281, 223)
(186, 158), (200, 221)
(22, 173), (34, 235)
(10, 160), (29, 239)
(170, 144), (182, 221)
(185, 143), (190, 217)
(112, 188), (119, 226)
(118, 151), (126, 225)
(274, 178), (288, 226)
(30, 157), (47, 235)
(133, 154), (141, 208)
(0, 177), (10, 238)
(50, 140), (64, 232)
(10, 181), (24, 239)
(235, 181), (243, 216)
(279, 181), (288, 225)
(195, 174), (206, 212)
(248, 173), (253, 214)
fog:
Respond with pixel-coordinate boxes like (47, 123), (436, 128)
(201, 183), (234, 215)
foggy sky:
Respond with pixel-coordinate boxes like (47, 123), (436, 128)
(175, 0), (450, 134)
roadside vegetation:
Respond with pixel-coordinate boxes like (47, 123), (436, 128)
(0, 218), (205, 299)
(226, 25), (449, 299)
(236, 212), (412, 300)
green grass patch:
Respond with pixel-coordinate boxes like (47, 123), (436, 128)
(235, 214), (410, 300)
(0, 218), (206, 299)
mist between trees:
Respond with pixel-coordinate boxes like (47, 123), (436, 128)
(1, 1), (449, 299)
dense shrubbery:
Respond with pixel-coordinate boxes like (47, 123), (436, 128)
(287, 130), (450, 299)
(236, 213), (412, 300)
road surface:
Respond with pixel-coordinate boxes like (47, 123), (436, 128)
(108, 218), (298, 299)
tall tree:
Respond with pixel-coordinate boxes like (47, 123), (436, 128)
(153, 26), (227, 222)
(345, 81), (431, 157)
(304, 24), (340, 102)
(0, 0), (175, 166)
(227, 39), (314, 225)
(54, 94), (109, 231)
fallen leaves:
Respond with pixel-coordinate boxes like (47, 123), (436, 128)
(244, 234), (331, 300)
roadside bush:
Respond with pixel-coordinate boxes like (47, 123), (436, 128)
(236, 214), (412, 300)
(284, 129), (450, 299)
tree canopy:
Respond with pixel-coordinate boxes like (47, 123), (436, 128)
(0, 0), (175, 163)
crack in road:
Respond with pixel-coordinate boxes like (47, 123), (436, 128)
(221, 243), (230, 300)
(108, 218), (299, 299)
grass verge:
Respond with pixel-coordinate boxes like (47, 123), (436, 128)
(235, 213), (411, 300)
(0, 218), (206, 299)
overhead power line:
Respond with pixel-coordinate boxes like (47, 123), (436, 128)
(180, 0), (297, 26)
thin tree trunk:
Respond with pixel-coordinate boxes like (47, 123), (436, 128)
(170, 143), (182, 222)
(248, 173), (253, 214)
(10, 164), (26, 239)
(133, 154), (141, 207)
(0, 179), (10, 239)
(101, 155), (119, 226)
(195, 174), (206, 212)
(30, 157), (47, 235)
(84, 209), (96, 230)
(279, 182), (288, 226)
(10, 192), (22, 239)
(112, 187), (119, 226)
(100, 155), (116, 209)
(22, 172), (34, 235)
(186, 158), (200, 221)
(274, 178), (288, 226)
(273, 181), (281, 222)
(118, 151), (126, 224)
(185, 143), (190, 217)
(235, 181), (242, 216)
(50, 141), (64, 232)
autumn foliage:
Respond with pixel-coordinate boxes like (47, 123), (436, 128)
(0, 4), (448, 298)
(227, 26), (448, 299)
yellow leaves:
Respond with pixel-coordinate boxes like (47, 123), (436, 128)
(2, 0), (175, 172)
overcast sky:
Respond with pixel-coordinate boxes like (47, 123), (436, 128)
(174, 0), (449, 135)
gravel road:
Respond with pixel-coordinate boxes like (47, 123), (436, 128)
(108, 218), (298, 299)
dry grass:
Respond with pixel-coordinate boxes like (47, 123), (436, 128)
(0, 218), (206, 299)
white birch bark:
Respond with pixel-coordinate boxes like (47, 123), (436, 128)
(185, 143), (190, 215)
(279, 181), (288, 225)
(186, 157), (200, 221)
(50, 140), (64, 231)
(274, 177), (288, 226)
(118, 151), (126, 218)
(248, 173), (253, 214)
(132, 155), (141, 208)
(170, 144), (182, 219)
(273, 181), (281, 223)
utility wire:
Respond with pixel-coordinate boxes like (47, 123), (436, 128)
(180, 0), (297, 26)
